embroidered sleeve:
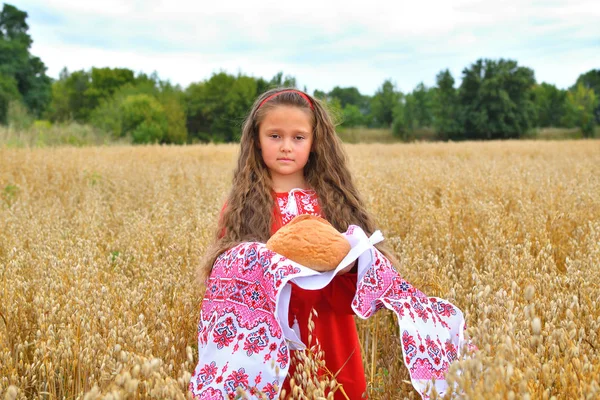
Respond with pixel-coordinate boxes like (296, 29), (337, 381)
(190, 243), (303, 399)
(352, 245), (473, 398)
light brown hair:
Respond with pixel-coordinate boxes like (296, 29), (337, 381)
(199, 88), (397, 282)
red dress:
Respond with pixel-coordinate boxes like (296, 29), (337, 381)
(272, 189), (367, 399)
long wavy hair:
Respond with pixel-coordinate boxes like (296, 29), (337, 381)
(199, 87), (397, 282)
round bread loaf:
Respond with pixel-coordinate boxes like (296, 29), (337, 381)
(266, 215), (350, 271)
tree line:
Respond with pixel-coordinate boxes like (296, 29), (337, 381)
(1, 3), (598, 144)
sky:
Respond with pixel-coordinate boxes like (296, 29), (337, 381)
(14, 0), (600, 95)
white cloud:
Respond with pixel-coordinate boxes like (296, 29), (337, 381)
(18, 0), (600, 94)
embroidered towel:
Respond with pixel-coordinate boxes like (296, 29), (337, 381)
(190, 226), (471, 399)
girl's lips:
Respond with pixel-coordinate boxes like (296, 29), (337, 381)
(278, 158), (293, 161)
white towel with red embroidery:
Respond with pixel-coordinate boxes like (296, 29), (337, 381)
(189, 226), (472, 399)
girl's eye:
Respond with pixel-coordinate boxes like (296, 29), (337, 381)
(269, 134), (280, 139)
(295, 136), (305, 140)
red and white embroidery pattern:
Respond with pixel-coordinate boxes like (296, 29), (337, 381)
(352, 247), (470, 397)
(190, 243), (300, 399)
(190, 226), (474, 400)
(275, 189), (321, 225)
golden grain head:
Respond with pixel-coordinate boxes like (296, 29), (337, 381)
(0, 141), (598, 399)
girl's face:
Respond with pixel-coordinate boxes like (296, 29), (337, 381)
(258, 105), (313, 184)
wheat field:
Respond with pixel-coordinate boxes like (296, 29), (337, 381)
(0, 140), (599, 399)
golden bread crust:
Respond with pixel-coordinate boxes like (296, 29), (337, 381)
(266, 215), (350, 271)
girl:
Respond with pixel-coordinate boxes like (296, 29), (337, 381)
(190, 88), (470, 399)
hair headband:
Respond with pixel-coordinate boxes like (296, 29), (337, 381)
(258, 89), (314, 110)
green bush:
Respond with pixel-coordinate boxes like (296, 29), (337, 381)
(131, 120), (165, 144)
(90, 95), (123, 138)
(7, 101), (34, 130)
(159, 92), (187, 144)
(120, 94), (168, 144)
(0, 74), (21, 124)
(341, 104), (366, 127)
(91, 85), (187, 144)
(561, 83), (598, 138)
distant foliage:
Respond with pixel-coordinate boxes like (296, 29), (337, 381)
(7, 100), (33, 130)
(432, 69), (462, 140)
(371, 79), (400, 128)
(574, 69), (600, 124)
(120, 94), (168, 144)
(0, 73), (19, 124)
(159, 89), (187, 144)
(185, 72), (257, 142)
(0, 4), (51, 121)
(184, 71), (294, 142)
(342, 104), (367, 127)
(458, 58), (536, 140)
(329, 86), (365, 109)
(391, 93), (411, 139)
(411, 83), (434, 128)
(3, 3), (599, 143)
(89, 79), (188, 144)
(562, 83), (598, 137)
(49, 67), (142, 123)
(318, 86), (371, 128)
(532, 83), (566, 128)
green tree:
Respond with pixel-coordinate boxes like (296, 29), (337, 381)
(322, 96), (343, 125)
(16, 53), (51, 117)
(562, 83), (598, 137)
(48, 69), (91, 121)
(85, 67), (136, 110)
(574, 69), (600, 124)
(341, 104), (366, 127)
(48, 67), (139, 122)
(0, 3), (51, 120)
(459, 58), (536, 140)
(221, 75), (258, 141)
(328, 86), (364, 109)
(121, 94), (168, 144)
(191, 72), (234, 142)
(91, 80), (187, 144)
(46, 68), (70, 121)
(328, 86), (370, 127)
(313, 89), (327, 100)
(256, 77), (270, 96)
(90, 91), (123, 137)
(185, 81), (210, 141)
(0, 73), (20, 124)
(391, 97), (408, 140)
(392, 93), (416, 137)
(268, 72), (296, 88)
(412, 82), (433, 128)
(91, 80), (159, 136)
(157, 85), (187, 144)
(432, 69), (462, 140)
(531, 83), (566, 127)
(371, 79), (401, 128)
(185, 72), (258, 142)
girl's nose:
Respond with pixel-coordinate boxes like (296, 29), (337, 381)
(281, 138), (293, 152)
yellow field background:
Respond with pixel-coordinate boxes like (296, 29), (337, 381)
(1, 140), (599, 399)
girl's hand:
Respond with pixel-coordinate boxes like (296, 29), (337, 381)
(336, 259), (357, 276)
